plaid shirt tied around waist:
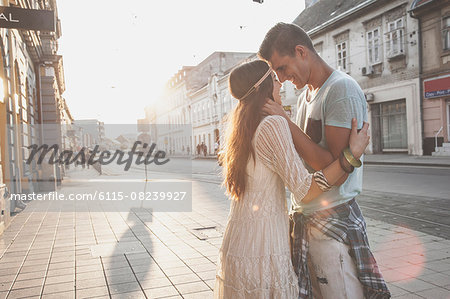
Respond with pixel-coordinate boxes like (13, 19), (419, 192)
(290, 199), (391, 299)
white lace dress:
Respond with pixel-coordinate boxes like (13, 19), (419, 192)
(214, 115), (313, 299)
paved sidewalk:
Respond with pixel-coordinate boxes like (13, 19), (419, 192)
(365, 154), (450, 167)
(0, 169), (449, 298)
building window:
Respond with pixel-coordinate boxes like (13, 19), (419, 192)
(386, 18), (405, 58)
(443, 16), (450, 50)
(371, 99), (407, 152)
(367, 28), (381, 65)
(336, 41), (348, 72)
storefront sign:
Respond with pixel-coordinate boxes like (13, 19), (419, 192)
(0, 6), (54, 31)
(424, 74), (450, 99)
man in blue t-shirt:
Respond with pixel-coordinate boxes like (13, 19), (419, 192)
(259, 23), (390, 299)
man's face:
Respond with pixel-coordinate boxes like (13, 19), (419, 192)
(269, 48), (309, 89)
(271, 72), (282, 105)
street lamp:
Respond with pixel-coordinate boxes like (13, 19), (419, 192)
(253, 0), (263, 3)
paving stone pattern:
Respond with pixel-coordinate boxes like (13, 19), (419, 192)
(0, 169), (448, 298)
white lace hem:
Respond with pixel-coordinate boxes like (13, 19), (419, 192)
(214, 274), (299, 299)
(214, 253), (299, 299)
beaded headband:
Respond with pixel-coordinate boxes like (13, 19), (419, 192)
(239, 68), (272, 100)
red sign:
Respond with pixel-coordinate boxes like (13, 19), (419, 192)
(424, 74), (450, 99)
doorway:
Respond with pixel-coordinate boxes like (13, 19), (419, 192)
(371, 99), (408, 153)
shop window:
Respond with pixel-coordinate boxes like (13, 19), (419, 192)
(371, 99), (408, 152)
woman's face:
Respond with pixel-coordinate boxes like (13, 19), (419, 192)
(271, 72), (282, 105)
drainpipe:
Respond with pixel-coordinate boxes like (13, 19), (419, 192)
(409, 9), (424, 156)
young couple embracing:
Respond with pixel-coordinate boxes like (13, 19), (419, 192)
(214, 23), (391, 299)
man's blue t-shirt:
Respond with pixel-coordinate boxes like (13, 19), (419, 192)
(292, 70), (368, 215)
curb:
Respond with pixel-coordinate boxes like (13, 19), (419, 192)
(167, 156), (450, 167)
(364, 161), (450, 168)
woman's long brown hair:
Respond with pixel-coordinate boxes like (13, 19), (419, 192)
(221, 60), (274, 200)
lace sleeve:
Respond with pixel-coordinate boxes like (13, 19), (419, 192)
(255, 115), (312, 205)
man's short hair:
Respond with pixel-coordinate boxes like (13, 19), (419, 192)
(259, 22), (315, 61)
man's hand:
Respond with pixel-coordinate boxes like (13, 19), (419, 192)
(262, 99), (289, 119)
(349, 118), (370, 159)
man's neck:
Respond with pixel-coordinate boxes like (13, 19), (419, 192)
(308, 56), (334, 91)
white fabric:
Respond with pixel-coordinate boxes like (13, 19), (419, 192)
(294, 70), (367, 215)
(308, 226), (365, 299)
(214, 115), (313, 299)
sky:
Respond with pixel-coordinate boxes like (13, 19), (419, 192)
(57, 0), (305, 124)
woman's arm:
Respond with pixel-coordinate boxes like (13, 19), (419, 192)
(262, 100), (334, 171)
(256, 116), (369, 205)
(286, 118), (335, 170)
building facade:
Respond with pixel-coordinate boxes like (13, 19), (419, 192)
(294, 0), (422, 155)
(410, 0), (450, 155)
(189, 52), (255, 155)
(159, 66), (193, 155)
(72, 119), (105, 149)
(147, 52), (254, 156)
(0, 0), (67, 232)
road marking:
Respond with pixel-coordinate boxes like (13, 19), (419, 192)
(359, 205), (450, 229)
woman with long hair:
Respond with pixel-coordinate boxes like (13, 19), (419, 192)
(214, 60), (369, 298)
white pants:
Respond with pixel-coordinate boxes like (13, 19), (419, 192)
(307, 226), (365, 299)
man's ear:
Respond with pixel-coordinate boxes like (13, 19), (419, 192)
(294, 45), (307, 58)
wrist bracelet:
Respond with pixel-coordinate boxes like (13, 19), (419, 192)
(343, 147), (362, 168)
(313, 170), (332, 192)
(339, 152), (354, 173)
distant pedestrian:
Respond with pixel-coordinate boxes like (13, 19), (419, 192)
(84, 149), (90, 169)
(93, 160), (102, 175)
(202, 142), (207, 156)
(197, 144), (201, 155)
(214, 141), (219, 155)
(73, 150), (78, 168)
(79, 148), (86, 169)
